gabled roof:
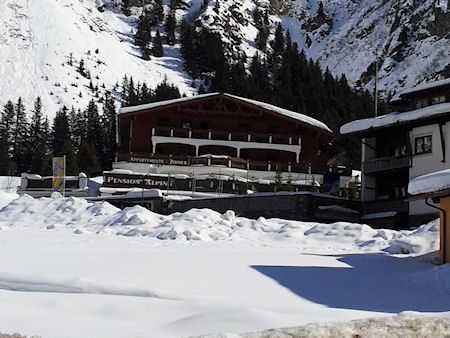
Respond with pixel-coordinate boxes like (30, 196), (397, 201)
(119, 92), (332, 133)
(390, 78), (450, 102)
(340, 102), (450, 136)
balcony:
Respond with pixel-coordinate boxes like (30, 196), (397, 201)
(115, 153), (349, 175)
(152, 127), (301, 145)
(363, 155), (410, 174)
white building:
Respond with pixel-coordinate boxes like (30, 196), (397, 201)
(341, 78), (450, 228)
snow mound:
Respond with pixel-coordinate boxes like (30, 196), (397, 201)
(384, 219), (440, 256)
(0, 196), (440, 256)
(0, 191), (19, 209)
(0, 195), (120, 231)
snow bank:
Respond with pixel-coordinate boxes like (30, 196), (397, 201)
(0, 196), (439, 256)
(408, 169), (450, 195)
(385, 219), (439, 256)
(0, 191), (18, 209)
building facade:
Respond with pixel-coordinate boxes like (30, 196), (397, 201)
(103, 93), (345, 195)
(341, 78), (450, 227)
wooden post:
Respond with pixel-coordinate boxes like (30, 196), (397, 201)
(440, 196), (450, 264)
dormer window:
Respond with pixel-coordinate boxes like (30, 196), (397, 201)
(432, 96), (446, 105)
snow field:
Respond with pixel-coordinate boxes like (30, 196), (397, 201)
(0, 193), (448, 337)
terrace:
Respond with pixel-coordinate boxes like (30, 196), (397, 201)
(116, 153), (351, 176)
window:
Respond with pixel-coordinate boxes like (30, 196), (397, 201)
(415, 99), (428, 109)
(415, 135), (432, 155)
(393, 145), (406, 157)
(181, 119), (191, 129)
(432, 96), (446, 105)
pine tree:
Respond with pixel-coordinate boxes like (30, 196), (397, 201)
(59, 140), (79, 175)
(0, 128), (15, 175)
(79, 59), (87, 77)
(127, 77), (139, 106)
(85, 100), (104, 165)
(154, 78), (181, 102)
(28, 97), (49, 173)
(135, 10), (152, 58)
(0, 101), (15, 157)
(152, 30), (164, 57)
(102, 93), (117, 170)
(78, 140), (101, 177)
(254, 9), (270, 51)
(52, 106), (71, 156)
(164, 10), (177, 45)
(149, 0), (164, 26)
(140, 82), (154, 103)
(121, 0), (131, 16)
(179, 20), (198, 78)
(13, 97), (29, 173)
(269, 23), (285, 75)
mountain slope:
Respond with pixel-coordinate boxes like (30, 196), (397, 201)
(0, 0), (194, 117)
(282, 0), (450, 96)
(0, 0), (448, 116)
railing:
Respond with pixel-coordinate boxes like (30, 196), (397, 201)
(116, 153), (351, 175)
(152, 127), (301, 146)
(362, 155), (409, 174)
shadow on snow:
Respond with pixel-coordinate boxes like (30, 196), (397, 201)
(252, 253), (449, 313)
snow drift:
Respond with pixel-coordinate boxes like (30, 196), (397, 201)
(0, 194), (440, 257)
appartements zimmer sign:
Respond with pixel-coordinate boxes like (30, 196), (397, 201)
(130, 156), (188, 166)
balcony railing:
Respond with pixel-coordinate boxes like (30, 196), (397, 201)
(152, 127), (301, 146)
(362, 155), (410, 174)
(116, 153), (351, 176)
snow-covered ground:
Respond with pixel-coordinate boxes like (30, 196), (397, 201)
(0, 192), (448, 337)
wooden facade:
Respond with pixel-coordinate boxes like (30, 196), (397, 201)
(101, 93), (349, 196)
(117, 93), (334, 167)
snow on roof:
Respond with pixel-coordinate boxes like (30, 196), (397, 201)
(224, 94), (332, 132)
(408, 169), (450, 196)
(361, 211), (397, 220)
(397, 78), (450, 98)
(119, 92), (219, 114)
(119, 93), (332, 132)
(340, 102), (450, 135)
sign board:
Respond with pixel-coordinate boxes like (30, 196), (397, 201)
(129, 156), (189, 166)
(103, 174), (169, 189)
(52, 156), (66, 194)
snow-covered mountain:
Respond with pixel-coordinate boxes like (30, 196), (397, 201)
(0, 0), (448, 116)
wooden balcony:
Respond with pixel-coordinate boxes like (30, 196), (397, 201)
(152, 127), (301, 146)
(116, 153), (351, 176)
(362, 155), (410, 174)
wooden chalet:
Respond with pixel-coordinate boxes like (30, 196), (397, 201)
(102, 93), (347, 195)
